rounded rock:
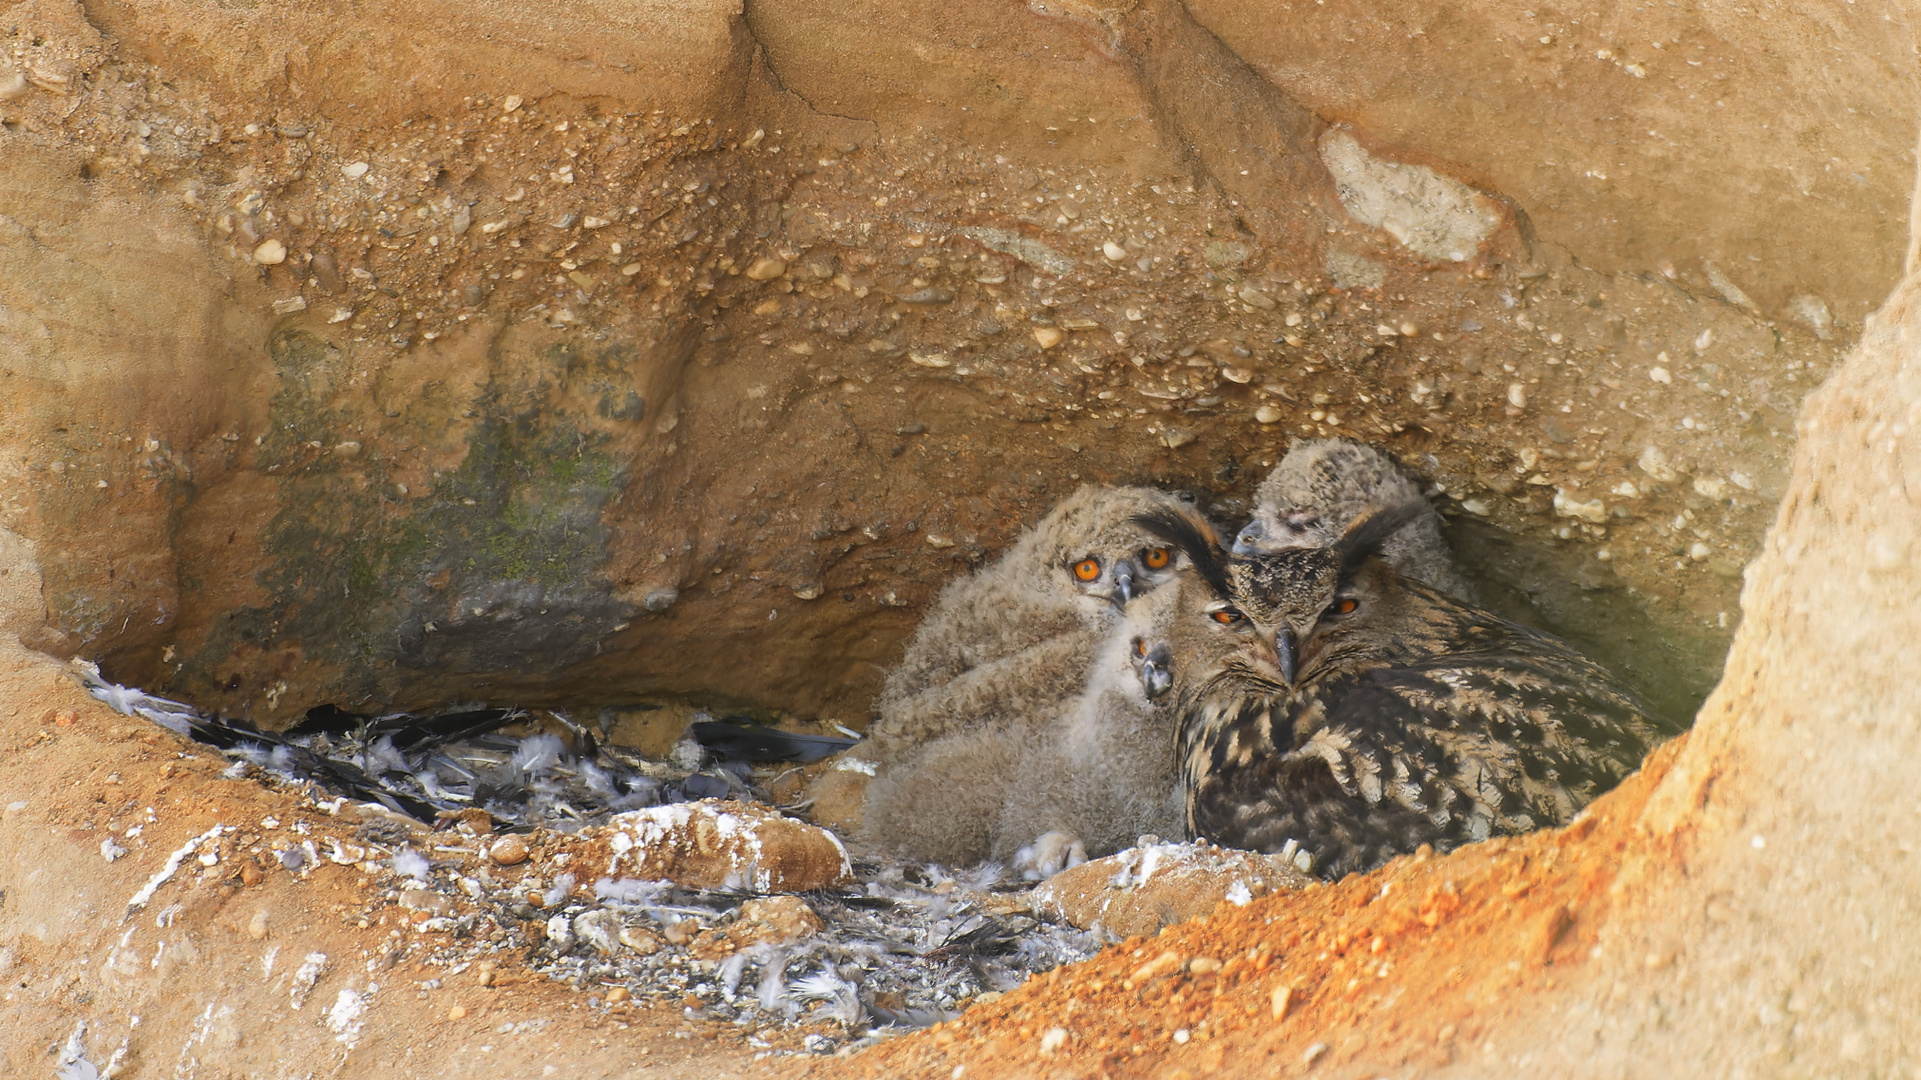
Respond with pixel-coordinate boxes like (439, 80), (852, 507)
(488, 835), (530, 866)
(745, 256), (788, 281)
(252, 239), (288, 265)
(1032, 326), (1064, 350)
(591, 798), (852, 893)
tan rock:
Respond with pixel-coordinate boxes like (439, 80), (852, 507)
(488, 835), (530, 866)
(587, 799), (851, 893)
(1031, 841), (1315, 939)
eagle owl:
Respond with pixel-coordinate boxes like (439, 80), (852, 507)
(856, 484), (1193, 866)
(1235, 439), (1475, 600)
(1138, 501), (1678, 879)
(993, 579), (1187, 877)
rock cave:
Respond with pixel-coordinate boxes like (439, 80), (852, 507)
(1, 0), (1919, 1075)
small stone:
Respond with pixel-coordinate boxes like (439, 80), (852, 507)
(582, 216), (611, 229)
(1729, 471), (1755, 492)
(1238, 285), (1276, 310)
(1187, 956), (1223, 974)
(1159, 427), (1196, 450)
(1102, 241), (1127, 261)
(1221, 367), (1253, 384)
(925, 534), (956, 548)
(101, 838), (126, 862)
(1692, 476), (1728, 499)
(248, 910), (271, 940)
(606, 987), (631, 1004)
(332, 441), (362, 458)
(502, 94), (525, 112)
(643, 588), (678, 613)
(1039, 1027), (1069, 1054)
(1553, 489), (1607, 523)
(730, 896), (825, 947)
(252, 239), (288, 265)
(340, 161), (370, 179)
(909, 350), (952, 368)
(489, 836), (530, 866)
(901, 288), (955, 304)
(1638, 446), (1681, 483)
(791, 582), (822, 600)
(1254, 405), (1285, 424)
(1459, 498), (1491, 516)
(240, 858), (264, 885)
(1285, 312), (1305, 327)
(448, 1006), (469, 1020)
(1506, 383), (1528, 409)
(1271, 984), (1292, 1020)
(272, 296), (307, 315)
(1032, 326), (1064, 350)
(621, 263), (643, 276)
(1649, 366), (1672, 384)
(1689, 542), (1712, 560)
(591, 799), (852, 893)
(545, 914), (575, 951)
(1399, 321), (1419, 336)
(1172, 1029), (1191, 1045)
(1612, 481), (1641, 498)
(744, 256), (787, 281)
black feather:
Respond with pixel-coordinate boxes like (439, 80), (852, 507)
(1331, 499), (1430, 570)
(1131, 507), (1230, 597)
(691, 719), (859, 763)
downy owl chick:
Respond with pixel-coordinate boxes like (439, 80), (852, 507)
(994, 580), (1187, 877)
(858, 484), (1192, 865)
(1140, 501), (1677, 879)
(1235, 439), (1474, 600)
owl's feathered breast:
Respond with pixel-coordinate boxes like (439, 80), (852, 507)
(1182, 615), (1674, 879)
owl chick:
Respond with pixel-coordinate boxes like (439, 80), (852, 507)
(994, 580), (1188, 876)
(1139, 501), (1678, 879)
(858, 484), (1192, 866)
(1235, 439), (1475, 600)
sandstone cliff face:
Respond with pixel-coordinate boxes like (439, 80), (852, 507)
(8, 0), (1889, 729)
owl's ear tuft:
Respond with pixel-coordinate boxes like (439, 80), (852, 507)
(1332, 499), (1428, 570)
(1131, 507), (1230, 597)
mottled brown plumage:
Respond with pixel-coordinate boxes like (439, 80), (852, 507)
(1140, 502), (1679, 879)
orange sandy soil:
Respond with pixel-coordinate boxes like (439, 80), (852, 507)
(813, 737), (1696, 1080)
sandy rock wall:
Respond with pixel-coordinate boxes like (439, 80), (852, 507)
(0, 0), (1907, 729)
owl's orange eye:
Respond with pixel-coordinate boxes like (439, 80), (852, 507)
(1335, 598), (1359, 615)
(1210, 609), (1244, 625)
(1072, 557), (1102, 582)
(1142, 547), (1171, 569)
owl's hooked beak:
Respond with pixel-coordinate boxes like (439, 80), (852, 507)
(1111, 561), (1138, 608)
(1275, 627), (1300, 685)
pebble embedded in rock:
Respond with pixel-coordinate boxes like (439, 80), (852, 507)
(1254, 405), (1284, 424)
(1507, 383), (1527, 408)
(489, 835), (530, 865)
(339, 161), (370, 180)
(1032, 326), (1064, 349)
(1102, 241), (1127, 261)
(252, 239), (287, 265)
(1638, 446), (1681, 483)
(1552, 489), (1607, 523)
(1650, 366), (1672, 384)
(745, 256), (787, 281)
(248, 909), (271, 939)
